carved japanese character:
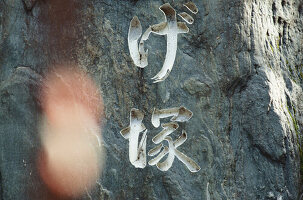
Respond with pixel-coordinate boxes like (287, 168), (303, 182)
(141, 3), (189, 83)
(120, 108), (148, 168)
(148, 130), (201, 172)
(128, 3), (194, 83)
(178, 12), (194, 24)
(151, 106), (193, 128)
(121, 106), (199, 172)
(184, 2), (199, 14)
(152, 122), (179, 144)
(128, 16), (148, 68)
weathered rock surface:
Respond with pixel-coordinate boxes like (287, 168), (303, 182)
(0, 0), (303, 199)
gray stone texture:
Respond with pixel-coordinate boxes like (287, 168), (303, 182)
(0, 0), (303, 199)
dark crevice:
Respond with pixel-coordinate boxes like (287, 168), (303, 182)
(250, 3), (259, 74)
(22, 0), (38, 15)
(0, 0), (6, 7)
(227, 96), (233, 135)
(138, 68), (145, 95)
(131, 0), (139, 5)
(285, 92), (291, 110)
(272, 2), (277, 15)
(299, 3), (303, 18)
(250, 3), (255, 51)
(135, 68), (149, 114)
(223, 74), (253, 97)
(257, 143), (286, 164)
(278, 16), (283, 24)
(224, 1), (256, 94)
(282, 23), (288, 45)
(246, 131), (286, 164)
(190, 31), (211, 50)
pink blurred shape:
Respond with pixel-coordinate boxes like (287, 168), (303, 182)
(38, 66), (104, 198)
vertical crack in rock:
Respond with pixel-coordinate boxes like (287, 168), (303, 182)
(227, 96), (233, 135)
(299, 3), (303, 17)
(137, 68), (146, 95)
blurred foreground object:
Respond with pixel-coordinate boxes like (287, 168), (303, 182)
(38, 66), (104, 198)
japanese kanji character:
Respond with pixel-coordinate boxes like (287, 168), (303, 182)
(151, 106), (193, 128)
(148, 106), (200, 172)
(148, 130), (201, 172)
(128, 3), (196, 83)
(120, 108), (147, 168)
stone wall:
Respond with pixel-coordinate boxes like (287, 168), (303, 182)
(0, 0), (302, 199)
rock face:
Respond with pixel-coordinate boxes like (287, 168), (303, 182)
(0, 0), (303, 199)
